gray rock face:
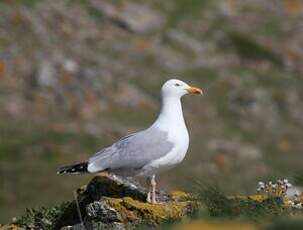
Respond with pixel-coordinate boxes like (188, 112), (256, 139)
(86, 200), (122, 223)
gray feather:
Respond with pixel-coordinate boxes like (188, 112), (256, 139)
(87, 127), (174, 173)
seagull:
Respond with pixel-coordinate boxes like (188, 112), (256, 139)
(58, 79), (203, 204)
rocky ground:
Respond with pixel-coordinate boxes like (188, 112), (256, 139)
(1, 174), (195, 229)
(1, 0), (303, 224)
(1, 177), (303, 229)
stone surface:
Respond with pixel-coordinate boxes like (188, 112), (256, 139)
(52, 174), (195, 229)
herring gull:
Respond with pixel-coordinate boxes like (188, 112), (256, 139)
(58, 79), (203, 204)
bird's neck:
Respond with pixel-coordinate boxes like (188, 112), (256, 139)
(153, 95), (186, 130)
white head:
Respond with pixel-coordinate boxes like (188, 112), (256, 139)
(161, 79), (203, 98)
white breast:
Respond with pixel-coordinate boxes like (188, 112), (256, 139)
(139, 92), (190, 177)
(140, 122), (189, 176)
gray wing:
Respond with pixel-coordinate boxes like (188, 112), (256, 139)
(87, 127), (174, 173)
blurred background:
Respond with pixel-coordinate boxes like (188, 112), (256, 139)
(1, 0), (303, 223)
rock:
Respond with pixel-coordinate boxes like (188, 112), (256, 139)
(13, 174), (195, 229)
(86, 200), (122, 223)
(86, 173), (148, 201)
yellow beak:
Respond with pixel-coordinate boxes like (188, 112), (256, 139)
(187, 86), (204, 95)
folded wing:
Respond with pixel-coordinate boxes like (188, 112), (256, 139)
(87, 127), (174, 173)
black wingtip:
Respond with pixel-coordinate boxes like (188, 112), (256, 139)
(57, 162), (88, 175)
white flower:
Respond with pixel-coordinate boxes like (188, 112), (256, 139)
(283, 179), (289, 184)
(287, 200), (294, 206)
(258, 181), (264, 186)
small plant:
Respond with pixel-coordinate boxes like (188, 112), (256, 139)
(256, 179), (303, 209)
(257, 179), (292, 197)
(13, 202), (71, 229)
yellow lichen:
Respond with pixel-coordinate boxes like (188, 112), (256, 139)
(107, 197), (140, 223)
(232, 195), (269, 202)
(106, 196), (193, 225)
(170, 191), (190, 200)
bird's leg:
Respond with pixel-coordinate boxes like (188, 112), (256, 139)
(151, 174), (157, 204)
(146, 177), (152, 203)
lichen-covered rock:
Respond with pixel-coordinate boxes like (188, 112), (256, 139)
(12, 174), (196, 229)
(59, 174), (195, 229)
(108, 196), (192, 225)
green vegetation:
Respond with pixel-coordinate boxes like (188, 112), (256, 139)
(200, 187), (286, 219)
(14, 203), (71, 229)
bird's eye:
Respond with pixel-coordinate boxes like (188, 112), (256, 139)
(174, 83), (181, 87)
